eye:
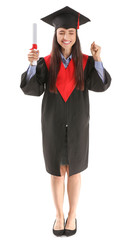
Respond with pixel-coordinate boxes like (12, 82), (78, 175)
(69, 32), (74, 35)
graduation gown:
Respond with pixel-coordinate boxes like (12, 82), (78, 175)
(20, 54), (111, 176)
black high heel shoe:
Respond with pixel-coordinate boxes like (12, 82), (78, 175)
(64, 217), (77, 237)
(53, 218), (65, 236)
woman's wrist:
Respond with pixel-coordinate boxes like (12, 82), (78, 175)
(94, 57), (102, 62)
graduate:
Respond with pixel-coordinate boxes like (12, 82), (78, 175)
(20, 6), (111, 237)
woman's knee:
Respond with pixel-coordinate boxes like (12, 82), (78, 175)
(60, 165), (67, 177)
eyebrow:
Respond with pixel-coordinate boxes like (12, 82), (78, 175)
(59, 30), (74, 33)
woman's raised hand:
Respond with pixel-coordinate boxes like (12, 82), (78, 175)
(28, 49), (39, 65)
(90, 42), (101, 62)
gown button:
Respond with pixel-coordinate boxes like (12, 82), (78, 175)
(66, 124), (68, 127)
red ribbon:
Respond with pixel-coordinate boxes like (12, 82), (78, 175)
(30, 44), (37, 50)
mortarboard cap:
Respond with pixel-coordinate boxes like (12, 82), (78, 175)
(40, 6), (90, 30)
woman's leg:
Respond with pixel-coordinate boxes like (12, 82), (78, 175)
(51, 165), (67, 230)
(65, 165), (81, 229)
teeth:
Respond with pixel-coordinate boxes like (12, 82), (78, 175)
(63, 41), (70, 43)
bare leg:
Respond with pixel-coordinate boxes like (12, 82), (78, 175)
(65, 165), (81, 230)
(51, 165), (67, 230)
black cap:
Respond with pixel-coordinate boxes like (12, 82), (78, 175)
(40, 6), (90, 30)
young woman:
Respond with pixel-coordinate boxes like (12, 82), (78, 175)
(20, 6), (111, 237)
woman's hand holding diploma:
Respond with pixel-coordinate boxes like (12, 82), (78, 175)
(28, 49), (39, 65)
(28, 23), (39, 65)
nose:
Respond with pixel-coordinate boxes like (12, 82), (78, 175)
(64, 32), (69, 40)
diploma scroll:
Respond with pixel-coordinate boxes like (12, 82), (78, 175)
(30, 23), (37, 66)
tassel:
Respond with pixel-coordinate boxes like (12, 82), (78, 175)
(77, 13), (80, 29)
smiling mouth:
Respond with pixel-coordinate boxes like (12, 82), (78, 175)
(62, 40), (71, 45)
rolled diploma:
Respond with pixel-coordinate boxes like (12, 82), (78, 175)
(32, 23), (37, 65)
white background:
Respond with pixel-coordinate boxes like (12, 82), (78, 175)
(0, 0), (126, 239)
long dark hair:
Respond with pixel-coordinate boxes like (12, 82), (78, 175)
(48, 29), (84, 93)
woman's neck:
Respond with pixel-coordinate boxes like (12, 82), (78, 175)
(61, 48), (72, 59)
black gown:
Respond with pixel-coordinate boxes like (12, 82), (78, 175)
(20, 54), (111, 176)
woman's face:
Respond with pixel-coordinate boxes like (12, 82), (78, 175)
(56, 28), (76, 52)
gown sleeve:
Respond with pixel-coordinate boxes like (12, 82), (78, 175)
(20, 57), (48, 96)
(85, 56), (112, 92)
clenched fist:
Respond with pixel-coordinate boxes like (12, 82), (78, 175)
(90, 41), (101, 62)
(28, 49), (39, 65)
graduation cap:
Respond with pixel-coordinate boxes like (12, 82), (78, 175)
(40, 6), (90, 30)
